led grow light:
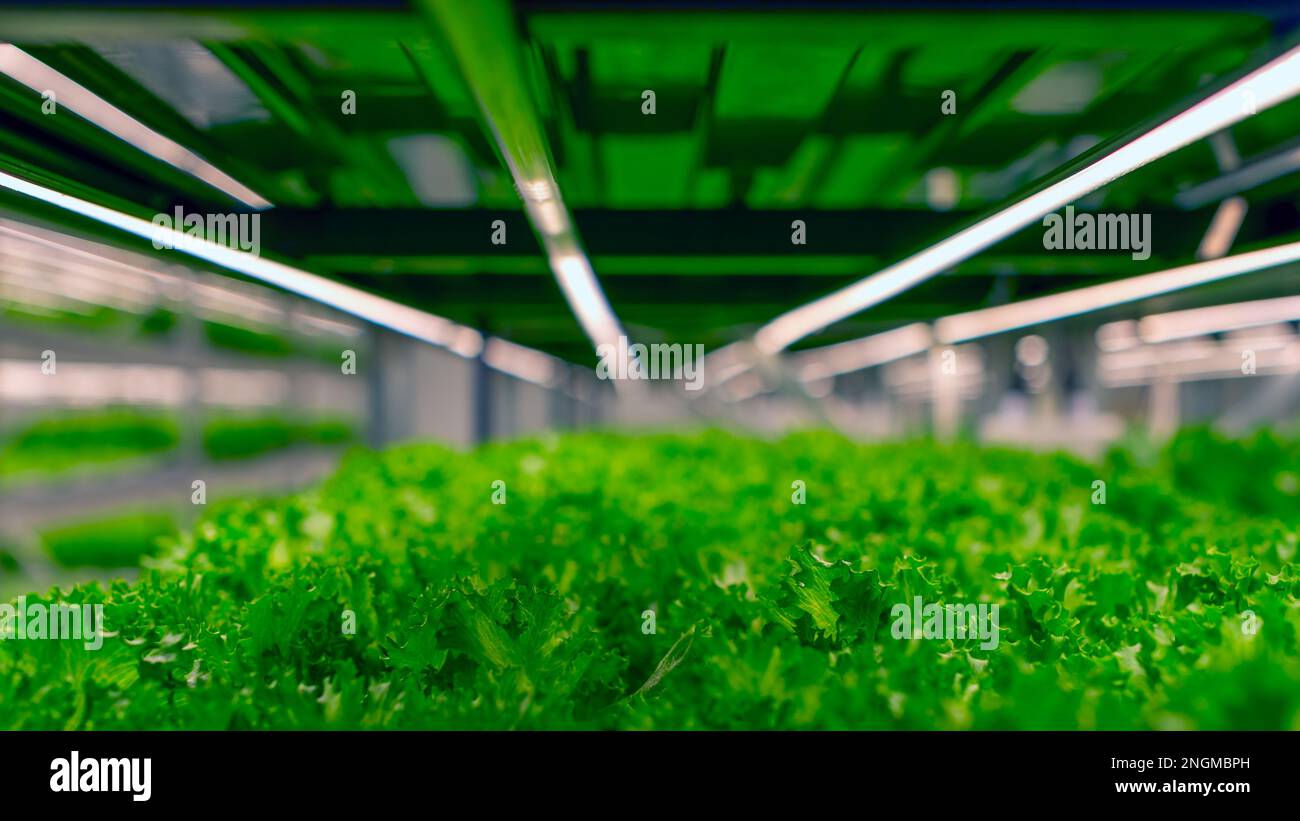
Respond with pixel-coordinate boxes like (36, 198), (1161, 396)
(752, 44), (1300, 354)
(1137, 294), (1300, 343)
(0, 44), (271, 209)
(933, 239), (1300, 344)
(0, 169), (489, 360)
(483, 337), (562, 387)
(788, 240), (1300, 380)
(418, 0), (627, 358)
(551, 251), (624, 351)
(1196, 196), (1248, 260)
(792, 323), (933, 382)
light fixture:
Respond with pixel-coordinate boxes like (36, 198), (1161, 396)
(791, 323), (932, 382)
(1095, 320), (1140, 352)
(1137, 294), (1300, 343)
(0, 45), (271, 209)
(527, 197), (570, 237)
(752, 44), (1300, 354)
(1098, 339), (1300, 386)
(0, 178), (581, 388)
(1, 168), (474, 356)
(551, 252), (623, 350)
(417, 0), (628, 360)
(933, 239), (1300, 344)
(483, 337), (562, 387)
(1196, 196), (1248, 260)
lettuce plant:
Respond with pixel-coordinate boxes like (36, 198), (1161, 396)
(1, 429), (1295, 730)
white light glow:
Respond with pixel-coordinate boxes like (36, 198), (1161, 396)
(933, 239), (1300, 344)
(1095, 320), (1140, 352)
(1098, 339), (1300, 386)
(449, 326), (485, 359)
(0, 44), (271, 209)
(527, 197), (569, 236)
(792, 323), (933, 381)
(1196, 196), (1248, 260)
(883, 344), (986, 398)
(0, 169), (481, 354)
(754, 45), (1300, 353)
(483, 337), (561, 387)
(0, 359), (310, 408)
(519, 179), (556, 201)
(551, 252), (623, 349)
(1137, 294), (1300, 343)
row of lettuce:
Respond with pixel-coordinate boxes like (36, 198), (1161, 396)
(0, 426), (1295, 730)
(1, 409), (355, 480)
(0, 410), (356, 572)
(4, 300), (345, 363)
(2, 298), (358, 575)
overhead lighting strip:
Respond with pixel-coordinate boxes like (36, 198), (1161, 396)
(418, 0), (625, 356)
(752, 44), (1300, 355)
(782, 240), (1300, 383)
(0, 44), (271, 209)
(792, 323), (933, 382)
(933, 240), (1300, 344)
(1136, 293), (1300, 343)
(0, 169), (565, 386)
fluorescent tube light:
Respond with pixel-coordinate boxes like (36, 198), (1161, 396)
(483, 337), (561, 387)
(1137, 294), (1300, 343)
(0, 45), (271, 209)
(1098, 340), (1300, 386)
(1095, 320), (1140, 352)
(2, 174), (576, 386)
(527, 197), (569, 237)
(754, 44), (1300, 354)
(0, 169), (479, 354)
(551, 252), (623, 350)
(1196, 196), (1248, 260)
(933, 239), (1300, 344)
(792, 323), (933, 381)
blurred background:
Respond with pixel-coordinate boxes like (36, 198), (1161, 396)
(1, 0), (1298, 594)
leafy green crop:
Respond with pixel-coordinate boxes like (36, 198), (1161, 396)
(39, 512), (180, 569)
(0, 410), (179, 479)
(1, 410), (356, 480)
(202, 415), (355, 461)
(0, 429), (1295, 730)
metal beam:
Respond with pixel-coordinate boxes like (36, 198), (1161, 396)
(1175, 135), (1300, 209)
(254, 207), (1226, 259)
